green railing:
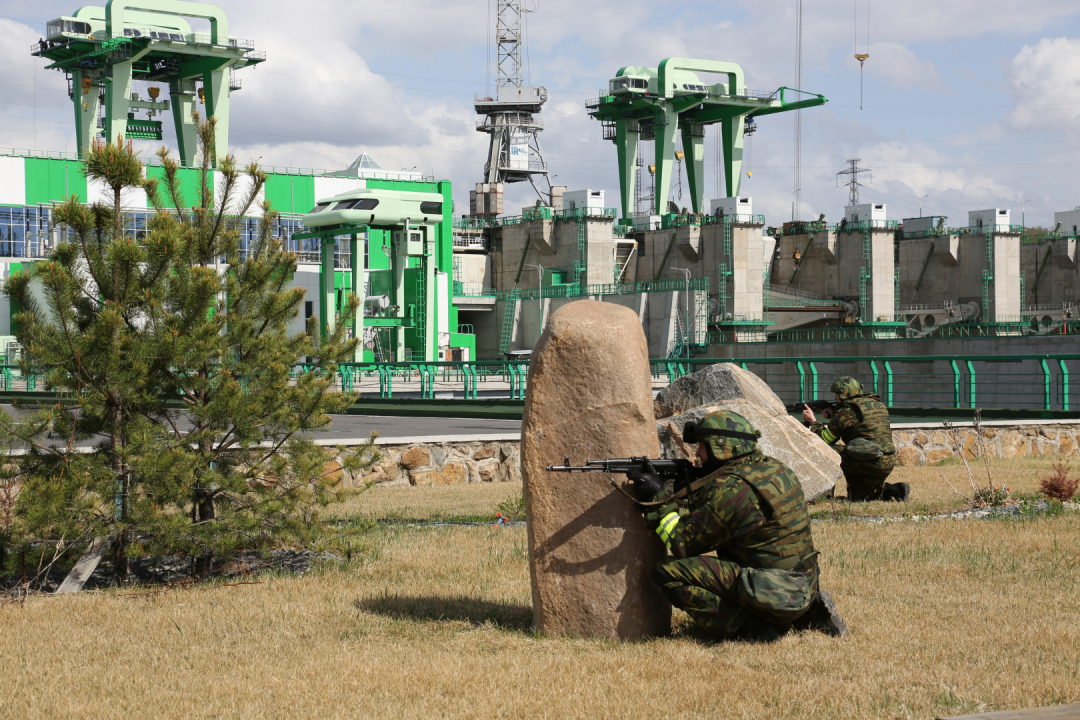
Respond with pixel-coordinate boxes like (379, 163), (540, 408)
(6, 354), (1080, 410)
(498, 276), (707, 301)
(645, 354), (1080, 412)
(767, 219), (901, 237)
(331, 354), (1080, 410)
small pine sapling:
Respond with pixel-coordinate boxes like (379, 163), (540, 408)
(1039, 463), (1079, 503)
(0, 121), (378, 581)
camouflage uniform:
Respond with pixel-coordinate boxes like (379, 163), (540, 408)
(810, 377), (896, 501)
(644, 412), (819, 639)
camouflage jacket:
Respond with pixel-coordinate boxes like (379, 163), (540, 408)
(647, 452), (817, 572)
(810, 394), (895, 454)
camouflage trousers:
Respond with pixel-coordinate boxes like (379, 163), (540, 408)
(652, 555), (818, 637)
(840, 452), (896, 501)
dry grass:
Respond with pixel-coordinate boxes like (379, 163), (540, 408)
(327, 481), (523, 521)
(1, 502), (1078, 718)
(820, 457), (1060, 518)
(326, 457), (1059, 524)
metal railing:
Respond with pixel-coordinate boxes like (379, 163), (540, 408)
(767, 219), (901, 237)
(7, 354), (1080, 409)
(452, 234), (487, 250)
(453, 282), (497, 298)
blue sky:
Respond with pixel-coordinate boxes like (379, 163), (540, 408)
(3, 0), (1080, 228)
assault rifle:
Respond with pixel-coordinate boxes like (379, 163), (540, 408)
(545, 457), (701, 504)
(784, 399), (839, 415)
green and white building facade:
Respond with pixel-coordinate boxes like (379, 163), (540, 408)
(0, 152), (476, 363)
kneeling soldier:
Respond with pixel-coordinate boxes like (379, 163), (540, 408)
(802, 376), (909, 502)
(628, 411), (847, 643)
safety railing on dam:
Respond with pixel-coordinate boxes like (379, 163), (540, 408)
(4, 354), (1079, 413)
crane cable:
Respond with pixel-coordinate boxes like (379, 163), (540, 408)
(855, 0), (870, 110)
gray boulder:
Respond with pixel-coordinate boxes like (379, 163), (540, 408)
(654, 365), (840, 501)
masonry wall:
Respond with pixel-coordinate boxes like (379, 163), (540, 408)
(356, 440), (520, 487)
(352, 421), (1080, 493)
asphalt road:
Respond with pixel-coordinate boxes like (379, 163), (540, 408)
(310, 414), (521, 441)
(1, 406), (521, 450)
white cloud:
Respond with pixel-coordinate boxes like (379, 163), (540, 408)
(1007, 37), (1080, 134)
(864, 42), (945, 91)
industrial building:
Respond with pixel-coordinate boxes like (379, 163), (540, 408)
(13, 1), (1080, 369)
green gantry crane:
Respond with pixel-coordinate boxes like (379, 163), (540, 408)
(33, 0), (264, 166)
(587, 57), (827, 223)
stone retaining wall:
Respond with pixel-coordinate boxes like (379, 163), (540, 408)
(893, 423), (1080, 466)
(357, 422), (1080, 487)
(358, 441), (521, 487)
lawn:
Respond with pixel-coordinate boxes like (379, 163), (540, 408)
(1, 459), (1078, 719)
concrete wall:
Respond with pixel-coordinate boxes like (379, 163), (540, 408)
(491, 218), (614, 293)
(1020, 238), (1078, 315)
(897, 231), (1021, 322)
(770, 228), (894, 321)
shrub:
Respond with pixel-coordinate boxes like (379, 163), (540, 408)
(1039, 463), (1079, 502)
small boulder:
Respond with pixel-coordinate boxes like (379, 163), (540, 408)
(654, 363), (786, 418)
(654, 365), (840, 501)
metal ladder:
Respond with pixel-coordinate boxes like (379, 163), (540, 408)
(499, 298), (517, 355)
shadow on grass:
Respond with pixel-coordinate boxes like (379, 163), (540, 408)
(355, 593), (534, 633)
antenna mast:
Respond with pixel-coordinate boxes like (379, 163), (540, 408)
(472, 0), (553, 216)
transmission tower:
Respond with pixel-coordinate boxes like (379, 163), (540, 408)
(473, 0), (552, 212)
(836, 158), (871, 205)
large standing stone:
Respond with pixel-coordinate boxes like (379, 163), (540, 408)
(654, 364), (841, 501)
(521, 299), (671, 640)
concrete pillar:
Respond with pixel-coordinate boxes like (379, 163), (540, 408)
(868, 229), (896, 322)
(992, 232), (1022, 322)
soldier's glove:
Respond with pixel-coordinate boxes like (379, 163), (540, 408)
(626, 459), (663, 502)
(644, 502), (680, 528)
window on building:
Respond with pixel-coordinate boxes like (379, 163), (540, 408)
(305, 301), (313, 319)
(420, 201), (442, 215)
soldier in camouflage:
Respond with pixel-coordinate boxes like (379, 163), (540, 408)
(801, 376), (910, 502)
(627, 410), (848, 643)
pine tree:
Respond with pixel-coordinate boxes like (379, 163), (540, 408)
(2, 121), (377, 582)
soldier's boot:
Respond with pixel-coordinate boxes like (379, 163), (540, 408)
(734, 621), (782, 644)
(793, 590), (849, 637)
(882, 482), (911, 502)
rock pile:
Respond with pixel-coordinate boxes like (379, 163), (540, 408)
(653, 363), (841, 501)
(521, 300), (671, 640)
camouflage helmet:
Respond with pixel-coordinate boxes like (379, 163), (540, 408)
(682, 410), (761, 462)
(830, 376), (862, 399)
